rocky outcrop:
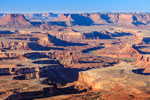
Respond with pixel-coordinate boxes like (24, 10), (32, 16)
(120, 43), (140, 57)
(134, 55), (150, 73)
(56, 52), (79, 65)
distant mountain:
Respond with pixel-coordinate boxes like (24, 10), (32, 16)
(55, 13), (150, 27)
(24, 12), (59, 21)
(0, 14), (32, 28)
(1, 13), (150, 28)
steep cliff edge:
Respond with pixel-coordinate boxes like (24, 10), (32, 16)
(77, 62), (150, 93)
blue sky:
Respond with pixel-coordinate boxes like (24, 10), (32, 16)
(0, 0), (150, 13)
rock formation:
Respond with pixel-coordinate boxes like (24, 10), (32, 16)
(56, 52), (79, 65)
(120, 43), (139, 57)
(0, 14), (32, 28)
(134, 55), (150, 73)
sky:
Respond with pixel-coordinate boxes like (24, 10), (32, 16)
(0, 0), (150, 13)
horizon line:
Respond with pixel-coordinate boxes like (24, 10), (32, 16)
(1, 11), (150, 14)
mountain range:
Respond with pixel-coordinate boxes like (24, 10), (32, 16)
(1, 12), (150, 28)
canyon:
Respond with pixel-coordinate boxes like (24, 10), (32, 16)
(0, 13), (150, 100)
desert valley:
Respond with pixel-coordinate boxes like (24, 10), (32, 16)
(0, 12), (150, 100)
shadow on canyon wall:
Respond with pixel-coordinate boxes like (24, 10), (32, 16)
(83, 31), (132, 39)
(132, 45), (150, 54)
(132, 16), (146, 26)
(71, 14), (94, 26)
(27, 42), (65, 51)
(0, 30), (14, 34)
(143, 37), (150, 44)
(48, 34), (87, 46)
(132, 69), (150, 75)
(24, 52), (50, 60)
(100, 14), (113, 23)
